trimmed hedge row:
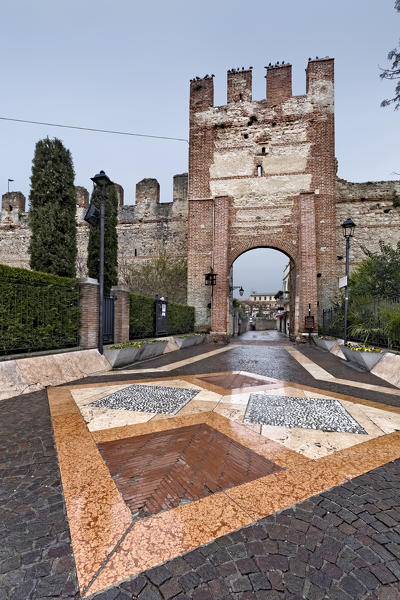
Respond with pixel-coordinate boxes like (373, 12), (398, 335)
(0, 264), (80, 354)
(168, 301), (195, 335)
(129, 294), (195, 339)
(129, 294), (154, 339)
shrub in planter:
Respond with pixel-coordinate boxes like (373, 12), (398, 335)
(104, 340), (146, 368)
(315, 336), (337, 352)
(139, 339), (168, 359)
(174, 333), (205, 349)
(341, 343), (384, 371)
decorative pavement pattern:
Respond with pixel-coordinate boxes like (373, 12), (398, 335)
(98, 423), (282, 519)
(89, 384), (200, 415)
(2, 333), (400, 599)
(244, 394), (368, 434)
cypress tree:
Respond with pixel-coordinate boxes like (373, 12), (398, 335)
(87, 183), (118, 295)
(29, 137), (77, 277)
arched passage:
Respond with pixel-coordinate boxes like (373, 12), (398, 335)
(230, 247), (295, 337)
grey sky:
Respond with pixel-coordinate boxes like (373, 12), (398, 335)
(0, 0), (398, 295)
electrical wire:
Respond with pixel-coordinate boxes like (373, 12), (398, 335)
(0, 116), (188, 143)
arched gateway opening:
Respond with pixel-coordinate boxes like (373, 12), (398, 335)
(230, 247), (294, 338)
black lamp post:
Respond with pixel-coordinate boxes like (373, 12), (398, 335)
(85, 170), (113, 354)
(230, 285), (244, 296)
(341, 218), (356, 345)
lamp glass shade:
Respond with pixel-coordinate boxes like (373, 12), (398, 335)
(84, 202), (100, 226)
(91, 170), (113, 186)
(341, 218), (356, 238)
(239, 287), (244, 296)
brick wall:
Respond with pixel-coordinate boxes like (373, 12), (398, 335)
(79, 278), (99, 349)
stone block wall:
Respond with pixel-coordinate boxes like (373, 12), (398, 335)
(0, 174), (189, 281)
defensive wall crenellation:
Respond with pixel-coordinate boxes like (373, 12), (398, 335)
(190, 57), (334, 109)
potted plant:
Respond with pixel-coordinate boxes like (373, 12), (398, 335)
(314, 335), (337, 352)
(104, 340), (146, 368)
(341, 342), (384, 371)
(139, 338), (169, 359)
(174, 333), (205, 349)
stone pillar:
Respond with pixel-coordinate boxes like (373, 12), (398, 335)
(298, 193), (318, 336)
(112, 285), (130, 344)
(211, 196), (231, 338)
(79, 278), (99, 348)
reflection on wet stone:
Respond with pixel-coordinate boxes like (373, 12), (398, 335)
(244, 394), (367, 434)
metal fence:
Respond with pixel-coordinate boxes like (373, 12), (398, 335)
(321, 297), (400, 351)
(0, 278), (80, 355)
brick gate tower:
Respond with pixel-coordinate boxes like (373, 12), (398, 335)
(187, 58), (337, 339)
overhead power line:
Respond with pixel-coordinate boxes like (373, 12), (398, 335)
(0, 116), (189, 143)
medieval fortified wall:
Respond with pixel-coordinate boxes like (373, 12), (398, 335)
(1, 57), (399, 336)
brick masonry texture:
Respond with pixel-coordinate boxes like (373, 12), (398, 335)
(1, 58), (400, 336)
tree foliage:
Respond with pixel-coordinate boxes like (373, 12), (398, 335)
(87, 184), (118, 296)
(380, 1), (400, 109)
(122, 251), (187, 304)
(349, 240), (400, 300)
(28, 137), (77, 277)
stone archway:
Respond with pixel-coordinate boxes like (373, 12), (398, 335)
(229, 245), (295, 338)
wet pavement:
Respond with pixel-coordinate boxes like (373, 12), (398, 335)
(1, 329), (400, 599)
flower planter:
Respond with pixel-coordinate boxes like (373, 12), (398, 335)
(314, 338), (336, 352)
(174, 334), (205, 349)
(139, 340), (168, 360)
(104, 344), (144, 368)
(340, 345), (384, 371)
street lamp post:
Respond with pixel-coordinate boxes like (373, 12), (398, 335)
(85, 170), (113, 354)
(230, 285), (244, 296)
(341, 218), (356, 345)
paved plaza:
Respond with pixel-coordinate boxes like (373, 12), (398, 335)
(2, 331), (400, 599)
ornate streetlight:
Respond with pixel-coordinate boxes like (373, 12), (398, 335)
(341, 218), (356, 345)
(84, 170), (113, 354)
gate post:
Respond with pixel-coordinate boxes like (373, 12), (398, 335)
(79, 278), (99, 349)
(111, 285), (130, 344)
(211, 196), (231, 341)
(297, 192), (318, 339)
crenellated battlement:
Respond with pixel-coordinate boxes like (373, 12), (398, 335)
(190, 57), (334, 110)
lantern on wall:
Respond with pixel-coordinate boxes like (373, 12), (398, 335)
(204, 268), (217, 286)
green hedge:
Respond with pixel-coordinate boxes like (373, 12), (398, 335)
(129, 294), (195, 339)
(129, 294), (154, 338)
(168, 301), (195, 335)
(0, 264), (80, 354)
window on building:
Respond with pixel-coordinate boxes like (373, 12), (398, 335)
(257, 165), (262, 177)
(134, 248), (137, 257)
(262, 147), (266, 154)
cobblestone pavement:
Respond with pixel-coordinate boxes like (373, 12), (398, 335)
(93, 458), (400, 600)
(0, 390), (79, 600)
(2, 337), (400, 599)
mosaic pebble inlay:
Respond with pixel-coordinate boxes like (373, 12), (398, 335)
(89, 384), (200, 414)
(244, 394), (367, 434)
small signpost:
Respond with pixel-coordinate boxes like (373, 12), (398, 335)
(339, 275), (348, 289)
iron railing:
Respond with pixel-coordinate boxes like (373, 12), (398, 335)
(0, 278), (80, 355)
(321, 297), (400, 351)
